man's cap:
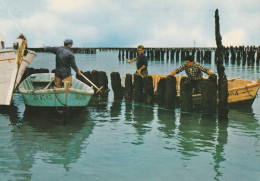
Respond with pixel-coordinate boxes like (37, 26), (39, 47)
(185, 55), (194, 62)
(64, 39), (73, 45)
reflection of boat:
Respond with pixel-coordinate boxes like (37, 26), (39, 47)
(0, 36), (36, 105)
(18, 73), (94, 108)
(151, 75), (260, 106)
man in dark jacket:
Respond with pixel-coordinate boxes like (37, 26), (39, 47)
(44, 39), (81, 88)
(129, 45), (148, 76)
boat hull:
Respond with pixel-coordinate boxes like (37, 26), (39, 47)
(150, 74), (260, 106)
(19, 73), (94, 108)
(21, 89), (93, 107)
(0, 49), (36, 105)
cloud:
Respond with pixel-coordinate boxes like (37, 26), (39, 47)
(45, 0), (96, 14)
(1, 0), (259, 47)
(222, 29), (245, 46)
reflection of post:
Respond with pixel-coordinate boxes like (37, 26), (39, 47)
(131, 105), (154, 145)
(157, 108), (176, 139)
(178, 112), (201, 157)
(213, 119), (228, 180)
(110, 100), (123, 118)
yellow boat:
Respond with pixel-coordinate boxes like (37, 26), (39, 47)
(150, 75), (260, 106)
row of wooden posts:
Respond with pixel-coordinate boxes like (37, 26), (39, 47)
(29, 46), (260, 66)
(21, 68), (220, 116)
(116, 46), (260, 65)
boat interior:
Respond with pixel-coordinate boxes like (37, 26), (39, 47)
(19, 73), (93, 92)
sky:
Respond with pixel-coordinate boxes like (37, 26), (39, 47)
(0, 0), (259, 48)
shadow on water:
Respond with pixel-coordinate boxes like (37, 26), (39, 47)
(3, 104), (96, 180)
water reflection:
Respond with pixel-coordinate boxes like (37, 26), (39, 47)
(178, 112), (202, 157)
(131, 104), (154, 145)
(228, 107), (260, 134)
(7, 108), (95, 180)
(214, 119), (228, 181)
(110, 100), (123, 119)
(157, 108), (176, 139)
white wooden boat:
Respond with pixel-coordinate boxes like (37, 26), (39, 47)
(18, 73), (94, 108)
(0, 38), (36, 105)
(151, 75), (260, 106)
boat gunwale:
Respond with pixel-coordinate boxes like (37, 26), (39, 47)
(19, 87), (94, 95)
(228, 81), (260, 92)
(0, 49), (36, 55)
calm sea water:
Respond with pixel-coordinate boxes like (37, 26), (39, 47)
(0, 50), (260, 181)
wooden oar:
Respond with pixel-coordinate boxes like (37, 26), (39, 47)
(80, 72), (103, 93)
(124, 56), (143, 78)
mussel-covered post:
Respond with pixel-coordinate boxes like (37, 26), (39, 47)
(200, 75), (217, 114)
(157, 77), (166, 106)
(76, 71), (91, 87)
(165, 75), (177, 108)
(110, 72), (123, 100)
(180, 77), (193, 111)
(125, 73), (133, 101)
(98, 71), (109, 98)
(215, 9), (229, 119)
(91, 70), (99, 95)
(133, 74), (143, 102)
(143, 75), (154, 104)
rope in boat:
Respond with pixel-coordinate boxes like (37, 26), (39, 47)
(54, 88), (67, 114)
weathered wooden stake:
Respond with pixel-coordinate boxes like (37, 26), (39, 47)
(143, 75), (154, 104)
(180, 77), (193, 112)
(165, 75), (177, 108)
(215, 9), (229, 119)
(91, 70), (99, 95)
(133, 74), (143, 102)
(110, 72), (123, 100)
(125, 73), (133, 101)
(200, 76), (217, 114)
(98, 71), (109, 98)
(157, 77), (166, 106)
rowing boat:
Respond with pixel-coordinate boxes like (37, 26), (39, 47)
(18, 73), (94, 108)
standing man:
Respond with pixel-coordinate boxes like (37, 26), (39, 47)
(129, 45), (148, 76)
(170, 55), (215, 92)
(44, 39), (81, 88)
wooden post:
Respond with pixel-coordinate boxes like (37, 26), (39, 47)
(165, 75), (177, 108)
(157, 77), (166, 106)
(215, 9), (229, 119)
(133, 73), (143, 102)
(143, 75), (154, 104)
(91, 70), (99, 95)
(125, 73), (133, 101)
(180, 77), (193, 112)
(98, 71), (109, 98)
(76, 71), (91, 87)
(200, 76), (217, 114)
(110, 72), (123, 100)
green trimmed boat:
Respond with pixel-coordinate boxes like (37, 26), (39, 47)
(18, 73), (94, 108)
